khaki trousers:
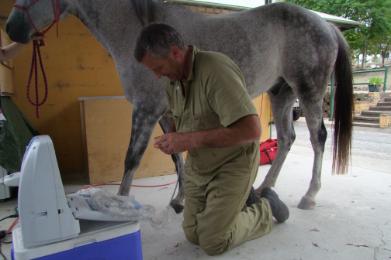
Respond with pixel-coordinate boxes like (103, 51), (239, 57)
(182, 149), (273, 256)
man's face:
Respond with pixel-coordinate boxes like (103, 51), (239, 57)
(141, 47), (184, 81)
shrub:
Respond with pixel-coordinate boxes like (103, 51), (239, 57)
(368, 77), (383, 86)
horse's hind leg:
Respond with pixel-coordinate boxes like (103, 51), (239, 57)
(159, 115), (185, 214)
(256, 80), (296, 194)
(297, 96), (327, 210)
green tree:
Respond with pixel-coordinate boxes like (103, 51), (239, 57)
(285, 0), (391, 68)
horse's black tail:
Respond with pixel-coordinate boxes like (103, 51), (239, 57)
(332, 25), (353, 174)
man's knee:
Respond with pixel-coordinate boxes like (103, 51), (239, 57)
(199, 235), (230, 256)
(183, 226), (230, 255)
(183, 226), (199, 245)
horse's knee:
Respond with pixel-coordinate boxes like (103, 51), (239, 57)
(318, 122), (327, 144)
(291, 130), (296, 144)
(278, 135), (295, 151)
(310, 122), (327, 153)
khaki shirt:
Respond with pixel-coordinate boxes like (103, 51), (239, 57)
(166, 46), (259, 180)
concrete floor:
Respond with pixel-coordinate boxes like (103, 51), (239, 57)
(0, 120), (390, 259)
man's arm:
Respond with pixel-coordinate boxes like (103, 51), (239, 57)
(154, 114), (260, 154)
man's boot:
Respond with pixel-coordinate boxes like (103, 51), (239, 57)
(260, 187), (289, 223)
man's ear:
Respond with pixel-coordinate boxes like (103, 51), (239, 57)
(170, 45), (183, 61)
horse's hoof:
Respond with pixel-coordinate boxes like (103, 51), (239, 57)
(170, 201), (184, 214)
(298, 196), (316, 210)
(117, 189), (129, 196)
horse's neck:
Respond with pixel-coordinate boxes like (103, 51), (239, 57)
(67, 0), (142, 61)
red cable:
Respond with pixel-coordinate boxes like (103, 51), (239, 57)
(81, 180), (177, 190)
(130, 181), (177, 188)
(6, 218), (18, 234)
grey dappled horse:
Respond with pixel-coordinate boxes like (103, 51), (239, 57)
(6, 0), (353, 210)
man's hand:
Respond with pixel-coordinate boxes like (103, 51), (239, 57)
(154, 132), (191, 154)
(153, 115), (260, 154)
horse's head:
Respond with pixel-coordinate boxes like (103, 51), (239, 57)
(6, 0), (66, 43)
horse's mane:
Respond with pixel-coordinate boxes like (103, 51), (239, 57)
(130, 0), (157, 26)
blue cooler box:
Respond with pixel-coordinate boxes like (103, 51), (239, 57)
(11, 221), (143, 260)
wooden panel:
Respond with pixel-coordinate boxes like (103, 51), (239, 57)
(81, 97), (175, 184)
(0, 29), (14, 94)
(252, 93), (272, 141)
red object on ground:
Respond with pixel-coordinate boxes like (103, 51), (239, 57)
(259, 139), (278, 165)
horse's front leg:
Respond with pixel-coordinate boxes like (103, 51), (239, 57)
(118, 106), (161, 196)
(256, 83), (296, 193)
(158, 114), (185, 213)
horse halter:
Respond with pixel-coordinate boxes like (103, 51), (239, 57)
(14, 0), (61, 36)
(12, 0), (61, 118)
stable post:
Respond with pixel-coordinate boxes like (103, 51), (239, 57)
(384, 66), (389, 92)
